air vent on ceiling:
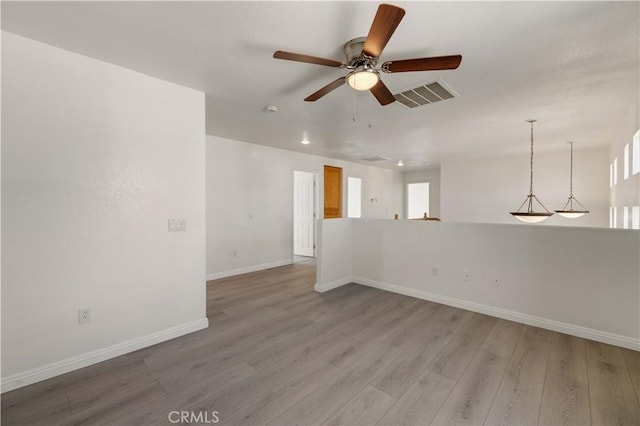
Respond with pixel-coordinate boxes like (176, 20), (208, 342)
(394, 79), (458, 109)
(360, 155), (388, 162)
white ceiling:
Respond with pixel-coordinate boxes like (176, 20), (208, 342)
(2, 1), (638, 170)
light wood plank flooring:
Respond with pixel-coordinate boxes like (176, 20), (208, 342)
(2, 260), (639, 425)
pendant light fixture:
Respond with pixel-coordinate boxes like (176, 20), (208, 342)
(510, 119), (554, 223)
(555, 141), (589, 218)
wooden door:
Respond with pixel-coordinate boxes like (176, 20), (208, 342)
(324, 165), (342, 219)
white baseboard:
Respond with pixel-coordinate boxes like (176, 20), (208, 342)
(315, 276), (352, 293)
(1, 318), (209, 393)
(206, 259), (292, 281)
(353, 276), (639, 351)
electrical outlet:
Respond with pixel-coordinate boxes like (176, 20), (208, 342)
(432, 266), (439, 277)
(492, 275), (502, 287)
(78, 308), (91, 324)
(463, 271), (471, 281)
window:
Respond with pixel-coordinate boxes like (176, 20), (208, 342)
(613, 158), (618, 186)
(407, 182), (430, 219)
(610, 163), (613, 188)
(624, 144), (630, 181)
(610, 207), (614, 228)
(347, 177), (362, 218)
(632, 206), (640, 230)
(623, 206), (629, 229)
(633, 130), (639, 175)
(612, 206), (618, 228)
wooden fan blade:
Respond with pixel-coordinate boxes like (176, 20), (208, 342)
(362, 4), (406, 58)
(370, 80), (396, 106)
(305, 77), (346, 102)
(273, 51), (344, 68)
(382, 55), (462, 73)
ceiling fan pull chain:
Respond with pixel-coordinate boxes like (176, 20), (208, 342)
(352, 88), (356, 122)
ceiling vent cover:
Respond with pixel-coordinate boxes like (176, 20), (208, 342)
(360, 155), (388, 162)
(394, 79), (458, 109)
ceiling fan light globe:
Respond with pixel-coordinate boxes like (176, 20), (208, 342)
(347, 70), (379, 91)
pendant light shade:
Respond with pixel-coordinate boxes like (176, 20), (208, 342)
(555, 141), (589, 218)
(510, 120), (554, 223)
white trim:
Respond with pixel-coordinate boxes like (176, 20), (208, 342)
(314, 276), (352, 293)
(1, 318), (209, 393)
(206, 259), (292, 281)
(353, 276), (640, 351)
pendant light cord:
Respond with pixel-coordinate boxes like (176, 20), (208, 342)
(569, 141), (573, 197)
(529, 120), (534, 195)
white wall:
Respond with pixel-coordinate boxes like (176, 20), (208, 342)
(1, 33), (207, 390)
(403, 168), (441, 218)
(206, 135), (403, 279)
(610, 94), (640, 228)
(315, 219), (352, 292)
(441, 147), (609, 227)
(316, 218), (640, 349)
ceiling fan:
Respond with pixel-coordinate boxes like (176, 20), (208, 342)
(273, 3), (462, 106)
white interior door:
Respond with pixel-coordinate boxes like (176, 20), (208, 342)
(293, 171), (315, 257)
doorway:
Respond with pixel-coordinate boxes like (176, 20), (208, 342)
(293, 170), (316, 261)
(407, 182), (430, 219)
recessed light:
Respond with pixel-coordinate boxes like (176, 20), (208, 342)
(397, 160), (404, 167)
(265, 105), (278, 112)
(300, 139), (311, 145)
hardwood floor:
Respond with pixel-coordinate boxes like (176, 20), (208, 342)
(2, 260), (639, 425)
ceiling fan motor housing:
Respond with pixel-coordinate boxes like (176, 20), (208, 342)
(344, 37), (378, 68)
